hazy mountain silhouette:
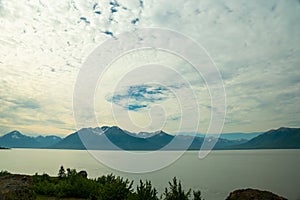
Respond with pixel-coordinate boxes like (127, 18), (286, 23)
(50, 126), (247, 150)
(0, 130), (61, 148)
(179, 132), (261, 140)
(1, 127), (299, 150)
(230, 127), (300, 149)
(51, 126), (175, 150)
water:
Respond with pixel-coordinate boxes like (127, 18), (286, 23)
(1, 149), (299, 200)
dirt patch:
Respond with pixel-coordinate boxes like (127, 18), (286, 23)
(0, 174), (35, 200)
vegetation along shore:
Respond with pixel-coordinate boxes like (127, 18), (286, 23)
(0, 167), (287, 200)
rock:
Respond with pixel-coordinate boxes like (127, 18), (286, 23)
(226, 188), (287, 200)
(0, 174), (35, 200)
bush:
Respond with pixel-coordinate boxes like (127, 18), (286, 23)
(58, 165), (66, 178)
(135, 180), (159, 200)
(0, 170), (10, 176)
(193, 190), (204, 200)
(95, 174), (133, 200)
(30, 167), (204, 200)
(163, 177), (191, 200)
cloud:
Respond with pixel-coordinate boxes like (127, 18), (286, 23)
(0, 0), (299, 134)
(107, 84), (172, 111)
(0, 0), (146, 134)
(169, 115), (181, 121)
(9, 98), (40, 110)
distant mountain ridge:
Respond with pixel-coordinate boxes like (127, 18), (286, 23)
(1, 127), (299, 150)
(0, 130), (62, 148)
(231, 127), (300, 149)
(178, 132), (262, 140)
(51, 126), (250, 150)
(51, 126), (179, 150)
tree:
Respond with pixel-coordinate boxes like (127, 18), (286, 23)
(58, 166), (65, 178)
(96, 174), (134, 200)
(135, 180), (159, 200)
(163, 177), (191, 200)
(66, 168), (77, 177)
(193, 190), (203, 200)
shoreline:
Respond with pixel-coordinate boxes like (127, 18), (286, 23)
(2, 146), (300, 151)
(0, 169), (288, 200)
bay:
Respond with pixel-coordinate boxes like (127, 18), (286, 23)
(0, 149), (299, 200)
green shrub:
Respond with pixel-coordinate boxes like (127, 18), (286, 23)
(163, 177), (191, 200)
(30, 167), (204, 200)
(95, 174), (133, 200)
(0, 170), (10, 176)
(193, 190), (204, 200)
(135, 180), (159, 200)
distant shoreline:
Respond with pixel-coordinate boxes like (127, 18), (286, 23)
(2, 147), (300, 151)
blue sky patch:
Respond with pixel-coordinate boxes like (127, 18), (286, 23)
(107, 84), (171, 111)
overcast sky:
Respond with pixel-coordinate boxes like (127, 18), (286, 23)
(0, 0), (299, 136)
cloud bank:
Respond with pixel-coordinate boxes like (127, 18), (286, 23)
(0, 0), (299, 135)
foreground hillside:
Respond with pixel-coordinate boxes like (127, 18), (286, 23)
(0, 168), (287, 200)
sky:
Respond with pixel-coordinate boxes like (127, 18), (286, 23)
(0, 0), (300, 136)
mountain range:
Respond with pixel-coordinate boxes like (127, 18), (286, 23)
(0, 127), (299, 150)
(179, 132), (262, 140)
(0, 130), (61, 148)
(231, 127), (300, 149)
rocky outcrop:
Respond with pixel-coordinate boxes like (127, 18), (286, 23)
(226, 188), (287, 200)
(0, 174), (35, 200)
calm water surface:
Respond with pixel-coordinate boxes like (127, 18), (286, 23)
(1, 149), (299, 200)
